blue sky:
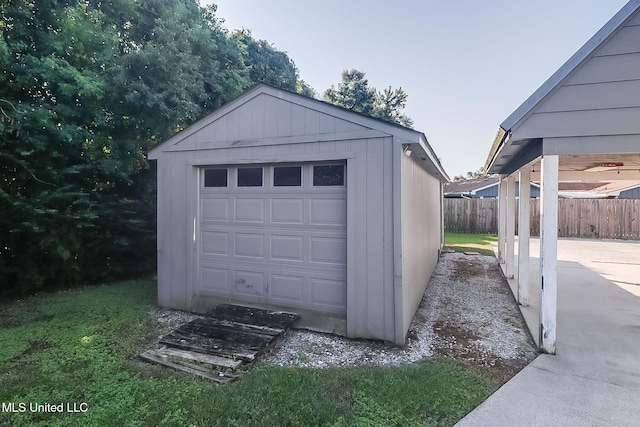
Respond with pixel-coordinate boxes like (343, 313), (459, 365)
(202, 1), (629, 178)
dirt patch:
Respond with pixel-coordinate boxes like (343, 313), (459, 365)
(450, 256), (486, 281)
(424, 253), (538, 383)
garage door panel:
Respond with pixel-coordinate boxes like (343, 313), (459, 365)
(234, 233), (265, 259)
(309, 198), (347, 226)
(271, 199), (304, 224)
(199, 163), (346, 315)
(310, 236), (347, 265)
(201, 267), (230, 293)
(234, 271), (265, 298)
(202, 198), (229, 221)
(235, 198), (265, 222)
(269, 274), (304, 303)
(271, 235), (304, 261)
(310, 277), (347, 309)
(201, 231), (229, 255)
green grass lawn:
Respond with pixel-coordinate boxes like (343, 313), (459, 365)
(0, 280), (499, 426)
(444, 232), (498, 256)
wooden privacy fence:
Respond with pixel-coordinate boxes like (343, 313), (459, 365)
(444, 198), (640, 240)
(443, 198), (498, 234)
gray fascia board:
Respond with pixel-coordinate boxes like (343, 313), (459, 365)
(418, 133), (450, 182)
(497, 139), (543, 176)
(486, 127), (510, 174)
(501, 0), (640, 132)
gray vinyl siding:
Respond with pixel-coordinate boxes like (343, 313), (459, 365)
(512, 9), (640, 141)
(476, 186), (499, 198)
(475, 184), (539, 198)
(347, 136), (395, 342)
(400, 154), (442, 338)
(620, 186), (640, 198)
(158, 93), (372, 152)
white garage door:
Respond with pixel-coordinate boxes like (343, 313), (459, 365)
(198, 162), (347, 314)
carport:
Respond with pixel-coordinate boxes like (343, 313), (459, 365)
(485, 0), (640, 354)
(457, 238), (640, 426)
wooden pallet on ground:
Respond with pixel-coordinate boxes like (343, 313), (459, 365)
(141, 304), (299, 383)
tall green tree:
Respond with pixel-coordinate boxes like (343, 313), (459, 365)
(0, 1), (123, 292)
(106, 1), (248, 154)
(323, 69), (413, 127)
(374, 86), (414, 128)
(0, 0), (250, 295)
(324, 69), (377, 116)
(232, 29), (297, 91)
(231, 29), (315, 96)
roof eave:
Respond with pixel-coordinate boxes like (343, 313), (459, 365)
(417, 133), (451, 182)
(485, 127), (508, 174)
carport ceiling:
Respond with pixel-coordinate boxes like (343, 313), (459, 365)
(528, 153), (640, 181)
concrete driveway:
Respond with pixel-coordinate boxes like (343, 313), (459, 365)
(457, 238), (640, 427)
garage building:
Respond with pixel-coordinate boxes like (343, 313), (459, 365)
(149, 84), (449, 344)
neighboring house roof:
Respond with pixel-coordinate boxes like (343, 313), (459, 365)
(149, 83), (450, 182)
(447, 179), (640, 198)
(444, 176), (545, 197)
(485, 0), (640, 174)
(444, 177), (499, 197)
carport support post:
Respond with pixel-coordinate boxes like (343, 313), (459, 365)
(498, 177), (507, 264)
(518, 166), (531, 306)
(505, 175), (516, 279)
(539, 155), (559, 354)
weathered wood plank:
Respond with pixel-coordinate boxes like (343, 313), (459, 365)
(139, 350), (237, 384)
(212, 319), (284, 336)
(159, 329), (261, 362)
(157, 347), (243, 370)
(205, 304), (299, 330)
(182, 318), (280, 342)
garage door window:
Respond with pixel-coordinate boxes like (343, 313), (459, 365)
(237, 167), (263, 187)
(274, 166), (302, 187)
(204, 169), (227, 187)
(313, 165), (344, 186)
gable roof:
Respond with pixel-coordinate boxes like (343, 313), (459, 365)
(149, 84), (449, 181)
(444, 177), (499, 195)
(486, 0), (640, 174)
(444, 176), (542, 197)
